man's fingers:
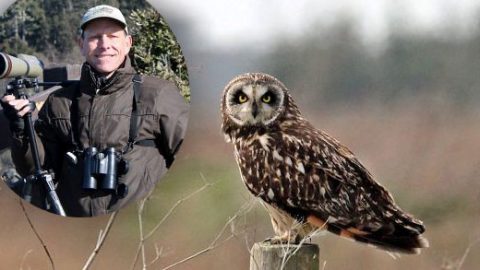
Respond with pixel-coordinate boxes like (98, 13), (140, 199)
(18, 101), (36, 117)
(1, 95), (36, 117)
(3, 98), (34, 117)
(1, 94), (16, 103)
(11, 99), (30, 111)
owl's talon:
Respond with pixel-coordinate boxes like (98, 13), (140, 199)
(262, 236), (300, 245)
(262, 237), (288, 245)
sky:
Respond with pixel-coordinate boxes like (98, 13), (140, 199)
(152, 0), (480, 51)
(1, 0), (480, 51)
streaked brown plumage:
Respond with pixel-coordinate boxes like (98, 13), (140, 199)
(221, 72), (429, 254)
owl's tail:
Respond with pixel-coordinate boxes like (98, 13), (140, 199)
(307, 215), (429, 254)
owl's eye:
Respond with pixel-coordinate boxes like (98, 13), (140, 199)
(261, 91), (277, 104)
(262, 94), (272, 103)
(237, 93), (248, 103)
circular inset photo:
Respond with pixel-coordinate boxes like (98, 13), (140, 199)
(0, 0), (190, 217)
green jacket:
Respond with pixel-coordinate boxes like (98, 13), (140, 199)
(11, 58), (189, 217)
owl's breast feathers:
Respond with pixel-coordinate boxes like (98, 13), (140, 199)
(233, 119), (428, 254)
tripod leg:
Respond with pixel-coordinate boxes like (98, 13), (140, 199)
(24, 112), (42, 173)
(22, 110), (67, 216)
(42, 173), (66, 216)
(22, 176), (33, 203)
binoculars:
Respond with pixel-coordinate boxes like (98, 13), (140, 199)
(82, 147), (128, 193)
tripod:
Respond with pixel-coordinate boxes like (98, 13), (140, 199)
(6, 78), (73, 216)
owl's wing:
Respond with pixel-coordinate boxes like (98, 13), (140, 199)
(253, 123), (427, 253)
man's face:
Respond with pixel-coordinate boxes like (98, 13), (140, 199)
(79, 19), (132, 77)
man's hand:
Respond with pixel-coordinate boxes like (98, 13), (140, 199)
(1, 95), (36, 133)
(1, 95), (34, 117)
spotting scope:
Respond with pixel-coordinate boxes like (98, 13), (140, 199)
(0, 52), (43, 79)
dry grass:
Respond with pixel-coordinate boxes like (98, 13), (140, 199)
(0, 97), (479, 269)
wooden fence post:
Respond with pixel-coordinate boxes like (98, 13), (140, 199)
(250, 242), (319, 270)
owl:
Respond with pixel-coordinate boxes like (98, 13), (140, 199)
(221, 73), (429, 254)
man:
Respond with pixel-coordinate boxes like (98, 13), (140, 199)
(1, 5), (189, 217)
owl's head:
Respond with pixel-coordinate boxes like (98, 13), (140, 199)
(221, 73), (293, 130)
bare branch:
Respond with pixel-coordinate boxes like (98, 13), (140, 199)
(160, 234), (237, 270)
(248, 215), (324, 270)
(279, 228), (322, 270)
(146, 243), (164, 267)
(138, 198), (147, 270)
(456, 237), (480, 270)
(145, 178), (214, 240)
(20, 249), (33, 270)
(20, 200), (55, 270)
(130, 176), (215, 269)
(130, 242), (142, 270)
(160, 199), (256, 270)
(82, 211), (118, 270)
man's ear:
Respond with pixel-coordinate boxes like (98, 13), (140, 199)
(125, 35), (133, 54)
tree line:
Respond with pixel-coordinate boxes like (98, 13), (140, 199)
(261, 20), (480, 107)
(0, 0), (190, 101)
(0, 0), (148, 60)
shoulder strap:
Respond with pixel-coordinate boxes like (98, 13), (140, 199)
(128, 74), (142, 145)
(124, 74), (156, 153)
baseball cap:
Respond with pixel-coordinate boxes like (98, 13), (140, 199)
(80, 5), (127, 31)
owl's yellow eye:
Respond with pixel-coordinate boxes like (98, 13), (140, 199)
(262, 94), (272, 103)
(238, 94), (248, 103)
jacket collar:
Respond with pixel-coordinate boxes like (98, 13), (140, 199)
(80, 56), (136, 95)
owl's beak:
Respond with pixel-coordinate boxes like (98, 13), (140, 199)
(252, 101), (258, 118)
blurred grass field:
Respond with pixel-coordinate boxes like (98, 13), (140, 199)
(2, 95), (479, 269)
(2, 3), (480, 267)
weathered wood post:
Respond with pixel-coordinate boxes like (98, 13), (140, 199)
(250, 242), (319, 270)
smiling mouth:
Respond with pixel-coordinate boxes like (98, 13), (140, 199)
(97, 54), (114, 58)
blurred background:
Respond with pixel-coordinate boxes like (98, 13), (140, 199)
(1, 0), (480, 269)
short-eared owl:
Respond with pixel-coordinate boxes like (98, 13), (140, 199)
(221, 73), (428, 254)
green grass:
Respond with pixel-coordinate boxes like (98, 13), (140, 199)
(116, 157), (252, 247)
